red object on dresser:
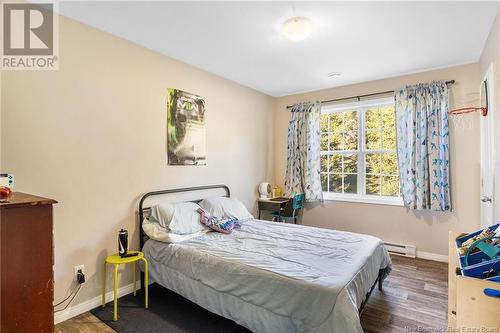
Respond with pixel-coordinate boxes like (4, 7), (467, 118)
(0, 187), (12, 202)
(0, 192), (57, 333)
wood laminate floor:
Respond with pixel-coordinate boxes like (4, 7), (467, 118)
(55, 255), (448, 333)
(360, 255), (448, 332)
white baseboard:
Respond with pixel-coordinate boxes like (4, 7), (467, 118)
(415, 251), (448, 262)
(54, 280), (141, 325)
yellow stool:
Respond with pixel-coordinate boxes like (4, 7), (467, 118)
(102, 251), (148, 321)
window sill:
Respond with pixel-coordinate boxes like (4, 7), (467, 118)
(322, 193), (404, 206)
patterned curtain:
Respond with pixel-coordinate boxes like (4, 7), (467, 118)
(284, 102), (323, 202)
(395, 81), (451, 211)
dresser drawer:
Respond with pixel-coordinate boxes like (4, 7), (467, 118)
(0, 193), (57, 333)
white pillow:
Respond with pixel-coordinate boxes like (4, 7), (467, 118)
(149, 202), (207, 235)
(199, 197), (253, 221)
(142, 218), (209, 243)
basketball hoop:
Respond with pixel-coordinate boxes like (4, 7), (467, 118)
(448, 79), (489, 121)
(449, 112), (475, 131)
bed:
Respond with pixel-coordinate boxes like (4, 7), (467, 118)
(138, 185), (392, 333)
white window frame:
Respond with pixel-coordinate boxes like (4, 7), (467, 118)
(321, 97), (403, 206)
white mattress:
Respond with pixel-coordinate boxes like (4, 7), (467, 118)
(142, 219), (391, 333)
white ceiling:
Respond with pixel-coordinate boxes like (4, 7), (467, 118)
(59, 1), (499, 97)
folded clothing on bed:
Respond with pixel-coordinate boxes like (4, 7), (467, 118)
(197, 207), (241, 234)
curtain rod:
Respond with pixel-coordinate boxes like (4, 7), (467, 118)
(285, 80), (455, 109)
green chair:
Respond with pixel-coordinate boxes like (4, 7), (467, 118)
(271, 193), (305, 224)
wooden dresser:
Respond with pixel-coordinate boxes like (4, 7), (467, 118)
(0, 192), (57, 333)
(448, 231), (500, 330)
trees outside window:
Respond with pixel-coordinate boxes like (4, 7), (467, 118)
(320, 98), (402, 205)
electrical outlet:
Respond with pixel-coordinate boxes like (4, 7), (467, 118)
(74, 265), (85, 280)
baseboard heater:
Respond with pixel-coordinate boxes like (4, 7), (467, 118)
(384, 241), (416, 258)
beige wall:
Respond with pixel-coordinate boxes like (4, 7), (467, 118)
(480, 9), (500, 221)
(1, 16), (274, 306)
(1, 4), (495, 316)
(274, 64), (482, 256)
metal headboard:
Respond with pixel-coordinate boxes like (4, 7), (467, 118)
(138, 184), (230, 251)
(137, 185), (230, 289)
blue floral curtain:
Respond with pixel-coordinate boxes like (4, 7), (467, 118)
(284, 102), (323, 202)
(395, 81), (451, 211)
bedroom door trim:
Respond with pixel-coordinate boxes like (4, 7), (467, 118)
(480, 63), (495, 228)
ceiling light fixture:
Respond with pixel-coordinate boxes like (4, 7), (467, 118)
(281, 17), (313, 41)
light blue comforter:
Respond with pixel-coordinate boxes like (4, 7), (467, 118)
(143, 219), (391, 333)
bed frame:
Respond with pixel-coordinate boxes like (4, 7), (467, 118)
(137, 184), (384, 316)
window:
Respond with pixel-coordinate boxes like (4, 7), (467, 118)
(320, 97), (402, 205)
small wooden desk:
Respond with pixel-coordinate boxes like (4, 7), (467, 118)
(257, 197), (290, 220)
